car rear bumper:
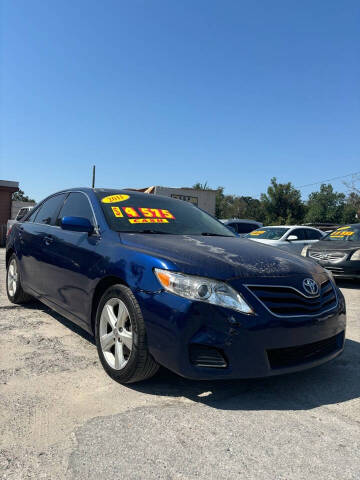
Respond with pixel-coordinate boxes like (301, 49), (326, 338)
(135, 289), (346, 380)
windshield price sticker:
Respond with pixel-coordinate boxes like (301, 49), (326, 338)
(139, 208), (175, 219)
(330, 230), (354, 237)
(102, 194), (130, 203)
(110, 206), (176, 223)
(129, 218), (169, 224)
(250, 230), (265, 236)
(111, 206), (123, 218)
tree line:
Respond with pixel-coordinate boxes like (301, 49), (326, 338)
(193, 178), (360, 225)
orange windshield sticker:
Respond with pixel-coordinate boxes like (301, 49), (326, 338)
(123, 207), (140, 218)
(139, 208), (153, 217)
(161, 209), (175, 219)
(111, 206), (123, 218)
(138, 208), (175, 219)
(129, 218), (169, 224)
(250, 230), (265, 235)
(331, 230), (354, 237)
(101, 194), (130, 203)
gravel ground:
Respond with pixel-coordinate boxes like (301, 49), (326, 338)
(0, 248), (359, 479)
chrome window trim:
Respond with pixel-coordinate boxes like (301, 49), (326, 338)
(244, 280), (338, 318)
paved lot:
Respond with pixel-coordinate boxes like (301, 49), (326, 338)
(0, 248), (359, 480)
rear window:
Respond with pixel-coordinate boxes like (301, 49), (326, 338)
(246, 227), (289, 240)
(95, 191), (234, 236)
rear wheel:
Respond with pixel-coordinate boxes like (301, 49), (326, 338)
(6, 254), (32, 304)
(95, 284), (159, 384)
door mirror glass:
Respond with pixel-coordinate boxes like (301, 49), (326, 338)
(287, 234), (298, 241)
(61, 216), (94, 234)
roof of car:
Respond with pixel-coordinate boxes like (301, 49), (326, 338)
(258, 225), (322, 230)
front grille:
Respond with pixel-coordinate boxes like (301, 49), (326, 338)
(189, 344), (227, 368)
(246, 280), (337, 317)
(309, 251), (347, 263)
(325, 266), (346, 274)
(267, 333), (343, 369)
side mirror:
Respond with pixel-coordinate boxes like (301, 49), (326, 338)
(61, 216), (94, 234)
(287, 234), (299, 242)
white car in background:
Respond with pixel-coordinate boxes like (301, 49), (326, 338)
(245, 225), (324, 255)
(6, 206), (33, 238)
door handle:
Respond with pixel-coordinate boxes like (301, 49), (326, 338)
(43, 235), (54, 246)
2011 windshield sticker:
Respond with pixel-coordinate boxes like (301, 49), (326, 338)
(102, 194), (130, 203)
(110, 206), (176, 223)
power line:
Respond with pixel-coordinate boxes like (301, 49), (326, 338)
(296, 171), (360, 189)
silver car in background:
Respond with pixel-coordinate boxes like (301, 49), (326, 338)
(246, 225), (324, 255)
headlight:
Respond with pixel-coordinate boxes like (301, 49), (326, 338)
(301, 245), (310, 257)
(154, 268), (254, 314)
(350, 249), (360, 261)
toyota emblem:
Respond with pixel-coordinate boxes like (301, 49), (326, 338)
(303, 278), (319, 295)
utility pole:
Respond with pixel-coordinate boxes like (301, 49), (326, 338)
(92, 165), (96, 188)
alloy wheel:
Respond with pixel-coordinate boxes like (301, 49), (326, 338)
(99, 298), (133, 370)
(7, 259), (18, 297)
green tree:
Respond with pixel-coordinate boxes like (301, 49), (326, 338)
(192, 181), (210, 190)
(260, 177), (305, 225)
(12, 189), (35, 202)
(305, 184), (356, 224)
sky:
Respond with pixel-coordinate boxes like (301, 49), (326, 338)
(1, 0), (359, 202)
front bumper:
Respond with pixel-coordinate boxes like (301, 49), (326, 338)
(312, 259), (360, 279)
(135, 286), (346, 380)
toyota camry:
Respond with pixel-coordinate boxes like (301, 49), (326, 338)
(6, 188), (346, 383)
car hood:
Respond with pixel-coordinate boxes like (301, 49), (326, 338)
(309, 240), (360, 253)
(119, 233), (325, 281)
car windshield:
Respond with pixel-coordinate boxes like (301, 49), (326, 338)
(96, 191), (235, 236)
(245, 227), (289, 240)
(323, 225), (360, 242)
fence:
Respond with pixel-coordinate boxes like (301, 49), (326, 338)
(0, 224), (7, 247)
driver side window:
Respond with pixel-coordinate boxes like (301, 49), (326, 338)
(288, 229), (306, 240)
(55, 192), (94, 226)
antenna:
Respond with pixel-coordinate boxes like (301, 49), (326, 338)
(92, 165), (96, 188)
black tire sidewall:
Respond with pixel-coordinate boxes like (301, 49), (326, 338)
(95, 284), (143, 382)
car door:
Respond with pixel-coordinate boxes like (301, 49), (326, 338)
(39, 192), (102, 324)
(18, 193), (68, 295)
(283, 228), (309, 254)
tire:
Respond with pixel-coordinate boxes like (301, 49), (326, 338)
(95, 284), (159, 384)
(6, 254), (32, 304)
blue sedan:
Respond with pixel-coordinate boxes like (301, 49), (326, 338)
(6, 188), (346, 383)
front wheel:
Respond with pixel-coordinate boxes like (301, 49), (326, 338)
(95, 284), (159, 384)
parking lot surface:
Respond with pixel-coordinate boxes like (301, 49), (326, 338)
(0, 248), (360, 479)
